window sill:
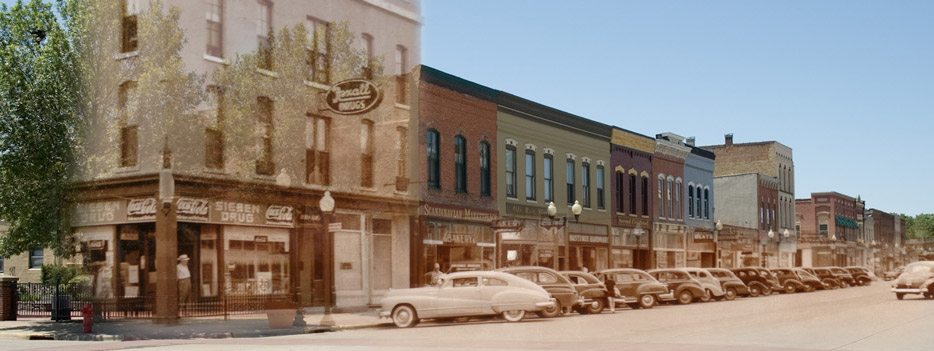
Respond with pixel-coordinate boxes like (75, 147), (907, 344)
(506, 197), (519, 201)
(203, 54), (229, 65)
(115, 166), (139, 173)
(359, 186), (378, 193)
(203, 167), (226, 175)
(253, 174), (275, 181)
(394, 103), (411, 110)
(256, 68), (278, 78)
(304, 80), (330, 90)
(114, 51), (138, 60)
(526, 199), (538, 204)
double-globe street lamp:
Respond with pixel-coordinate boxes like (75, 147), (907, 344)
(768, 228), (791, 266)
(543, 201), (582, 270)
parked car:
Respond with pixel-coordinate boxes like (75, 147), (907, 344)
(803, 267), (845, 289)
(731, 267), (782, 296)
(595, 268), (668, 309)
(891, 261), (934, 300)
(771, 268), (820, 293)
(561, 271), (607, 314)
(497, 266), (581, 317)
(682, 268), (727, 302)
(883, 266), (905, 281)
(379, 271), (555, 327)
(844, 266), (875, 286)
(648, 269), (707, 305)
(706, 268), (748, 300)
(827, 267), (857, 287)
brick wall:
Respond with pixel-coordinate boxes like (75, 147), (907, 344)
(417, 76), (498, 211)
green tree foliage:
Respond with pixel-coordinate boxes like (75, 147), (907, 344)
(903, 213), (934, 239)
(0, 0), (80, 257)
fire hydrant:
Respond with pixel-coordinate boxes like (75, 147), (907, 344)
(81, 303), (93, 333)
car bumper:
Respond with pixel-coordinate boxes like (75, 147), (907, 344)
(378, 309), (391, 318)
(891, 288), (923, 294)
(659, 292), (675, 301)
(537, 299), (557, 309)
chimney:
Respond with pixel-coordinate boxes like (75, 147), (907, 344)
(686, 137), (695, 147)
(725, 133), (733, 146)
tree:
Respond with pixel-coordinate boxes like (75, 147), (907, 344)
(905, 213), (934, 239)
(0, 0), (80, 257)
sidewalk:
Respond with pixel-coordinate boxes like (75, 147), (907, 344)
(0, 309), (390, 341)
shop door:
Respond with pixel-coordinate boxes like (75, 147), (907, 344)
(369, 218), (393, 304)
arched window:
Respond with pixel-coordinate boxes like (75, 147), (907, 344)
(455, 135), (467, 193)
(479, 141), (490, 196)
(427, 129), (440, 189)
(704, 188), (710, 219)
(688, 185), (694, 217)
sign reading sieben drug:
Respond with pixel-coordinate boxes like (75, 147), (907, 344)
(325, 79), (382, 115)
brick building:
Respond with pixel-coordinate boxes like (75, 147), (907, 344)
(414, 65), (499, 283)
(796, 192), (864, 267)
(652, 133), (690, 268)
(609, 128), (655, 269)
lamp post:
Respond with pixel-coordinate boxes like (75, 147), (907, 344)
(543, 201), (582, 270)
(318, 191), (335, 326)
(714, 220), (723, 267)
(633, 226), (644, 270)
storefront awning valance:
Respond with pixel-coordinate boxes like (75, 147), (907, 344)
(835, 216), (858, 229)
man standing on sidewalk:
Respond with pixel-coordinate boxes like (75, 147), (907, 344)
(177, 254), (191, 315)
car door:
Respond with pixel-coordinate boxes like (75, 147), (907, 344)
(697, 270), (723, 295)
(614, 272), (636, 299)
(437, 276), (483, 316)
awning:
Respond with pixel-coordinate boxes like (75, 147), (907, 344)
(835, 216), (858, 229)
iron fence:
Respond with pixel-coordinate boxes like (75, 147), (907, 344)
(16, 282), (292, 319)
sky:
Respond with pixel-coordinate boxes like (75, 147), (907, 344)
(422, 0), (934, 216)
(2, 0), (930, 216)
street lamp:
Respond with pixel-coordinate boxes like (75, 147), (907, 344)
(571, 200), (583, 222)
(319, 191), (335, 327)
(633, 226), (644, 270)
(544, 201), (582, 270)
(714, 220), (723, 268)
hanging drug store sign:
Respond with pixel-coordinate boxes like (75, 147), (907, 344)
(325, 79), (382, 115)
(211, 201), (294, 228)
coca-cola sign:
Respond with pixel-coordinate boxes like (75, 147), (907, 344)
(265, 205), (294, 225)
(325, 79), (382, 115)
(127, 198), (156, 221)
(177, 197), (210, 221)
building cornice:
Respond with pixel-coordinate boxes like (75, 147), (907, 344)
(655, 139), (691, 160)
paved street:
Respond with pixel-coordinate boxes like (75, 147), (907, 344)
(2, 283), (933, 351)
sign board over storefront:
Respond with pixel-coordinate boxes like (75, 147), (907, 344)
(569, 234), (609, 244)
(422, 204), (498, 223)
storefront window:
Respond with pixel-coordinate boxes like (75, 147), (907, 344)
(224, 226), (290, 295)
(424, 220), (494, 274)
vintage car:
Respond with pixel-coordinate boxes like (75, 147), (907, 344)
(844, 266), (875, 286)
(883, 266), (904, 281)
(731, 267), (782, 296)
(803, 267), (846, 289)
(497, 266), (582, 317)
(891, 261), (934, 300)
(682, 268), (727, 302)
(648, 269), (707, 305)
(561, 271), (608, 314)
(379, 271), (555, 327)
(595, 268), (667, 309)
(771, 268), (820, 293)
(827, 267), (858, 286)
(706, 268), (748, 300)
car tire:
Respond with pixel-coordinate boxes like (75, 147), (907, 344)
(724, 287), (737, 300)
(784, 282), (796, 294)
(896, 293), (905, 300)
(748, 284), (761, 297)
(761, 285), (773, 296)
(502, 310), (525, 322)
(822, 279), (837, 290)
(804, 284), (816, 292)
(537, 300), (561, 318)
(586, 298), (605, 314)
(677, 290), (694, 305)
(861, 279), (872, 286)
(700, 289), (713, 302)
(391, 304), (419, 328)
(639, 294), (657, 309)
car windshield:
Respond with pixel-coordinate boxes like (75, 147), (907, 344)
(831, 268), (847, 274)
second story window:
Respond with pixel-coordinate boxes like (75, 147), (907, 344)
(121, 0), (138, 53)
(205, 86), (224, 169)
(657, 177), (664, 218)
(641, 176), (648, 216)
(596, 166), (604, 210)
(688, 185), (695, 217)
(704, 188), (710, 219)
(206, 0), (223, 57)
(667, 179), (673, 219)
(615, 171), (623, 213)
(543, 154), (553, 203)
(582, 163), (591, 208)
(455, 135), (467, 193)
(427, 129), (440, 189)
(361, 120), (374, 187)
(306, 114), (330, 185)
(257, 0), (273, 70)
(525, 150), (535, 200)
(505, 146), (516, 198)
(566, 159), (575, 205)
(118, 81), (137, 168)
(361, 33), (373, 79)
(307, 18), (330, 84)
(480, 141), (491, 196)
(395, 45), (408, 104)
(255, 96), (274, 175)
(629, 174), (637, 215)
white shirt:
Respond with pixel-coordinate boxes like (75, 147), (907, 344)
(177, 262), (191, 279)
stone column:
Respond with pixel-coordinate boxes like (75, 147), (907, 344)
(0, 276), (19, 321)
(154, 198), (178, 324)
